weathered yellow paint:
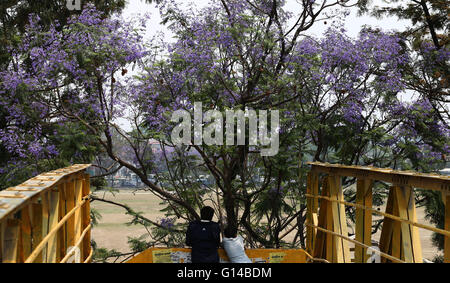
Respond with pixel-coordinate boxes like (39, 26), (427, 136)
(391, 190), (401, 261)
(31, 203), (43, 263)
(0, 220), (4, 262)
(21, 205), (32, 261)
(379, 188), (395, 263)
(402, 187), (422, 262)
(127, 248), (307, 263)
(82, 174), (91, 263)
(355, 179), (372, 263)
(3, 219), (20, 263)
(313, 178), (329, 259)
(47, 189), (60, 263)
(444, 193), (450, 263)
(74, 178), (83, 260)
(2, 162), (450, 264)
(328, 175), (351, 263)
(306, 172), (319, 253)
(66, 180), (75, 247)
(58, 183), (67, 261)
(308, 162), (450, 192)
(41, 192), (50, 262)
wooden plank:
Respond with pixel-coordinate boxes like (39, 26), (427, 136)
(0, 220), (3, 262)
(47, 189), (60, 262)
(309, 163), (450, 193)
(306, 173), (313, 253)
(391, 190), (401, 261)
(21, 205), (33, 261)
(328, 175), (351, 263)
(313, 177), (329, 259)
(127, 248), (307, 263)
(31, 203), (43, 263)
(311, 173), (319, 248)
(0, 165), (91, 224)
(74, 179), (83, 262)
(394, 186), (414, 262)
(66, 180), (75, 247)
(2, 219), (20, 263)
(326, 195), (334, 262)
(355, 179), (373, 263)
(41, 192), (50, 262)
(82, 173), (91, 262)
(405, 187), (422, 262)
(306, 173), (316, 253)
(58, 183), (67, 261)
(379, 188), (395, 263)
(17, 216), (24, 262)
(444, 193), (450, 263)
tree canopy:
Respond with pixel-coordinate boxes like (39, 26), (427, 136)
(0, 0), (448, 259)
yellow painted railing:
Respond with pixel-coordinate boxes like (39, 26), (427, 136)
(306, 162), (450, 263)
(0, 164), (92, 263)
(127, 248), (307, 263)
(3, 162), (449, 263)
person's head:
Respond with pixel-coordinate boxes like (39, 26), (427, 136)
(224, 225), (237, 238)
(200, 206), (215, 221)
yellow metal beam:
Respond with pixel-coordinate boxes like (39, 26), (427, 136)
(82, 173), (91, 263)
(328, 175), (351, 263)
(355, 178), (373, 263)
(308, 162), (450, 192)
(3, 219), (20, 263)
(47, 189), (60, 263)
(444, 193), (450, 263)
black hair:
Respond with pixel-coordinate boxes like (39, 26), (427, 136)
(224, 225), (237, 238)
(200, 206), (215, 221)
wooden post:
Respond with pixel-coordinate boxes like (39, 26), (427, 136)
(58, 183), (67, 261)
(394, 186), (422, 263)
(74, 177), (83, 262)
(41, 192), (50, 262)
(82, 173), (91, 262)
(444, 193), (450, 263)
(391, 189), (401, 261)
(47, 189), (60, 262)
(0, 220), (4, 262)
(326, 193), (334, 262)
(21, 205), (33, 262)
(355, 179), (373, 263)
(313, 177), (330, 260)
(306, 172), (319, 253)
(31, 203), (43, 263)
(2, 219), (20, 263)
(328, 175), (351, 263)
(66, 180), (75, 248)
(379, 187), (396, 262)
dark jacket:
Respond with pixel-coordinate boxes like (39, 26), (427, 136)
(186, 220), (221, 263)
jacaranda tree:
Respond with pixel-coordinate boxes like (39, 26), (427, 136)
(0, 0), (448, 259)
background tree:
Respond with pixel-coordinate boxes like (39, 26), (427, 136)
(0, 0), (130, 189)
(360, 0), (449, 260)
(0, 0), (448, 261)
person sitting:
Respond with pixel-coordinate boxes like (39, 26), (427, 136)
(185, 206), (221, 263)
(222, 225), (252, 263)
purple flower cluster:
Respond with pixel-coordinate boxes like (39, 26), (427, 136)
(0, 4), (147, 161)
(160, 217), (176, 229)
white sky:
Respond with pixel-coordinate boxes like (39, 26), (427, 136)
(117, 0), (412, 131)
(122, 0), (411, 41)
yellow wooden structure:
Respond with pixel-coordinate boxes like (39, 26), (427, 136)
(306, 162), (450, 263)
(1, 162), (450, 263)
(126, 248), (307, 263)
(0, 164), (92, 263)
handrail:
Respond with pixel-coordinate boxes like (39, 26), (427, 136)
(0, 164), (91, 263)
(306, 162), (450, 263)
